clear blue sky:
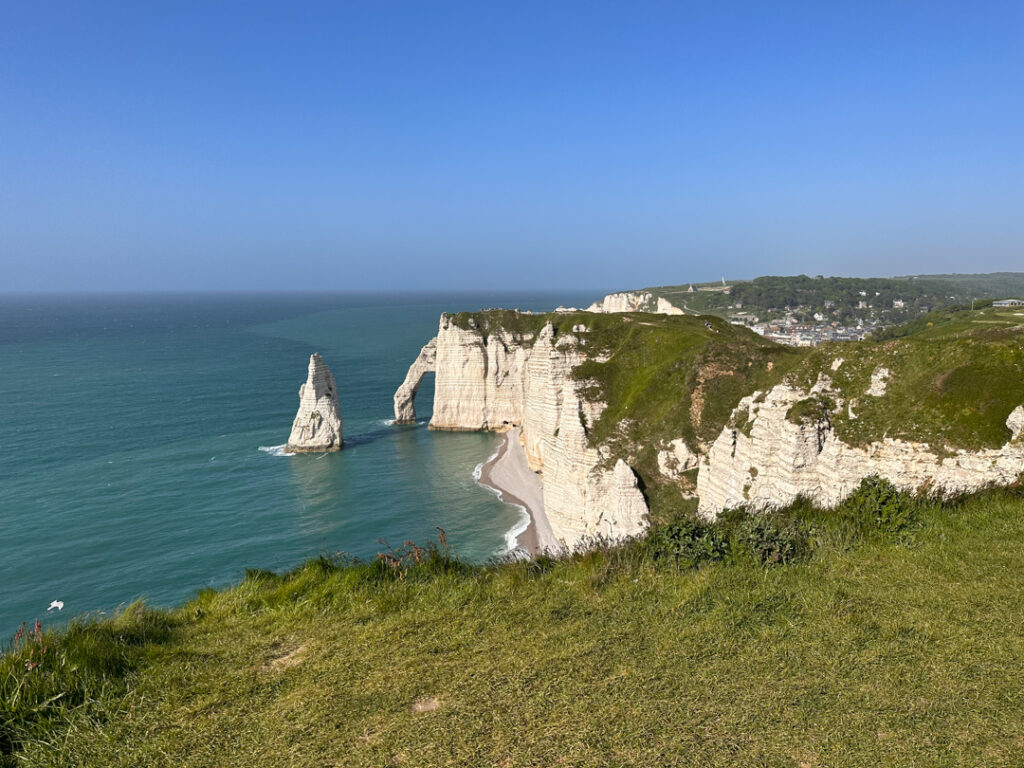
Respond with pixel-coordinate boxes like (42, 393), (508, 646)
(2, 1), (1022, 292)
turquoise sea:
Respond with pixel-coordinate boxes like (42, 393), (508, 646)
(0, 292), (592, 640)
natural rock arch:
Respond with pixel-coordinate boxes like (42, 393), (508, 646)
(393, 338), (437, 424)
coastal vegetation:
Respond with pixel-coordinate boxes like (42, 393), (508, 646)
(789, 306), (1024, 450)
(4, 480), (1024, 766)
(644, 272), (1024, 322)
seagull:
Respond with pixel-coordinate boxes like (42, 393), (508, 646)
(47, 600), (64, 612)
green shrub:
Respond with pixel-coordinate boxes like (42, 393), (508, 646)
(843, 476), (918, 535)
(649, 517), (729, 568)
(737, 516), (811, 565)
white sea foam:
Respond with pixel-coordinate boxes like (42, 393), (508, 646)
(502, 506), (532, 555)
(473, 444), (529, 555)
(377, 418), (396, 426)
(258, 444), (291, 457)
(472, 446), (501, 482)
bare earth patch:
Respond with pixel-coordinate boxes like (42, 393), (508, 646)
(263, 643), (307, 672)
(411, 697), (442, 714)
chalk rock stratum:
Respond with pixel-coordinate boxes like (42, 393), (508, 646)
(393, 338), (437, 424)
(586, 291), (683, 315)
(286, 353), (343, 453)
(697, 382), (1024, 516)
(394, 314), (649, 548)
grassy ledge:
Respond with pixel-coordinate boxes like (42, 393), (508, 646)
(5, 481), (1024, 767)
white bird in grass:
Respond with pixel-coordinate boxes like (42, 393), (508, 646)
(47, 600), (64, 612)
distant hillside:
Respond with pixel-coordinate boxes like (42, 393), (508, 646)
(642, 272), (1024, 325)
(898, 272), (1024, 297)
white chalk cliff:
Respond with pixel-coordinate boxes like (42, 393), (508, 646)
(587, 291), (683, 315)
(393, 338), (436, 424)
(398, 313), (1024, 542)
(394, 315), (649, 548)
(697, 381), (1024, 516)
(286, 353), (343, 453)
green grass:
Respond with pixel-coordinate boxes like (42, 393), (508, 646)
(6, 485), (1024, 767)
(790, 307), (1024, 450)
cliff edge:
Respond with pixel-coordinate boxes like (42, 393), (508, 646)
(395, 304), (1024, 545)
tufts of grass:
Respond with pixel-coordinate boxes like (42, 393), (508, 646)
(7, 482), (1024, 766)
(1, 604), (175, 767)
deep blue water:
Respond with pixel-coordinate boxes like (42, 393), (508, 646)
(0, 291), (592, 639)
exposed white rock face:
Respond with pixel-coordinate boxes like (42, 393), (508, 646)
(1009, 406), (1024, 441)
(587, 291), (651, 313)
(866, 366), (890, 397)
(586, 291), (682, 315)
(527, 340), (647, 545)
(286, 354), (343, 453)
(396, 315), (649, 548)
(657, 438), (698, 479)
(393, 338), (436, 424)
(656, 297), (684, 315)
(697, 382), (1024, 516)
(428, 318), (530, 430)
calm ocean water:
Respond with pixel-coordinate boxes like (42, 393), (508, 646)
(0, 291), (593, 639)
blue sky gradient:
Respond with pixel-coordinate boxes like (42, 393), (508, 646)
(2, 1), (1022, 291)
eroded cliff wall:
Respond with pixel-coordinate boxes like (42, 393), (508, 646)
(395, 314), (649, 548)
(697, 382), (1024, 516)
(586, 291), (683, 315)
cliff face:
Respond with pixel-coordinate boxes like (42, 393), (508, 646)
(587, 291), (683, 315)
(697, 381), (1024, 515)
(398, 307), (1024, 540)
(395, 315), (649, 547)
(286, 354), (343, 453)
(429, 319), (531, 430)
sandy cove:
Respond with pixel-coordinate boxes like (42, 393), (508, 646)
(477, 428), (559, 556)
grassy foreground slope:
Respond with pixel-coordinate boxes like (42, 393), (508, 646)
(5, 485), (1024, 767)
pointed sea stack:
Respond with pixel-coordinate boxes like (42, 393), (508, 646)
(285, 353), (343, 453)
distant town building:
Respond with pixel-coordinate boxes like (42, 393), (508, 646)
(994, 298), (1024, 307)
(893, 299), (905, 309)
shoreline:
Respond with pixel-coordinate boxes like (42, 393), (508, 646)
(476, 428), (558, 556)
